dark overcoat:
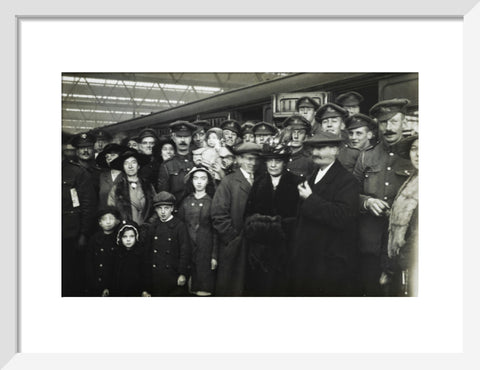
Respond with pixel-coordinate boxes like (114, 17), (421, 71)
(85, 230), (117, 296)
(178, 194), (218, 293)
(290, 160), (360, 296)
(111, 242), (146, 297)
(143, 216), (191, 296)
(211, 169), (252, 296)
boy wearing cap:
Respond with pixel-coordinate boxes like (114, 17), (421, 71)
(337, 113), (376, 173)
(290, 131), (359, 296)
(85, 207), (121, 296)
(143, 191), (191, 296)
(352, 98), (415, 296)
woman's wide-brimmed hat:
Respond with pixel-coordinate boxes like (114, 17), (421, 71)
(109, 149), (151, 171)
(95, 143), (129, 169)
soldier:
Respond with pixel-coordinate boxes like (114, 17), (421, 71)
(314, 102), (349, 138)
(93, 130), (112, 155)
(241, 121), (256, 143)
(290, 131), (359, 296)
(211, 142), (262, 296)
(353, 98), (414, 296)
(295, 96), (319, 128)
(136, 128), (160, 187)
(282, 114), (314, 179)
(192, 120), (210, 149)
(335, 91), (364, 117)
(338, 113), (376, 172)
(252, 121), (277, 145)
(156, 121), (196, 206)
(71, 132), (101, 197)
(220, 119), (242, 148)
(62, 154), (97, 296)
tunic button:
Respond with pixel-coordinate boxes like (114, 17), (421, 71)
(184, 159), (188, 162)
(153, 264), (156, 268)
(387, 167), (391, 171)
(365, 174), (369, 178)
(168, 238), (171, 241)
(389, 152), (394, 156)
(99, 264), (103, 268)
(385, 182), (389, 186)
(384, 196), (388, 200)
(98, 278), (102, 282)
(166, 250), (170, 254)
(191, 203), (195, 206)
(154, 236), (158, 240)
(199, 203), (203, 207)
(289, 158), (292, 162)
(100, 248), (104, 252)
(166, 264), (170, 269)
(154, 250), (157, 253)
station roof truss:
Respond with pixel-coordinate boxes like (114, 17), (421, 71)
(62, 72), (292, 133)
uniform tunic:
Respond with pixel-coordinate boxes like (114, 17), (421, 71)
(352, 140), (414, 296)
(144, 217), (191, 296)
(178, 194), (218, 293)
(156, 154), (194, 206)
(286, 148), (314, 179)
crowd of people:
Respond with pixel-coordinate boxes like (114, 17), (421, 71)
(61, 91), (419, 297)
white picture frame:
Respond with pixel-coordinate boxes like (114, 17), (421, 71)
(3, 0), (479, 368)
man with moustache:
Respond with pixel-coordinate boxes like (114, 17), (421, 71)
(282, 115), (314, 179)
(335, 91), (364, 117)
(314, 102), (349, 139)
(338, 113), (376, 173)
(156, 121), (195, 206)
(352, 98), (414, 296)
(71, 132), (101, 197)
(295, 96), (319, 130)
(290, 131), (359, 296)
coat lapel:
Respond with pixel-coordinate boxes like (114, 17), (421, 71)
(233, 170), (251, 195)
(310, 160), (341, 195)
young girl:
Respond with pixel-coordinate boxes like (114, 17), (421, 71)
(201, 127), (223, 181)
(178, 166), (218, 296)
(111, 220), (145, 297)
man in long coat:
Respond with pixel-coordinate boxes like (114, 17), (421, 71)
(290, 131), (359, 296)
(211, 142), (262, 296)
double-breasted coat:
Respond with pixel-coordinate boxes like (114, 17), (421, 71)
(211, 169), (252, 296)
(143, 217), (191, 296)
(290, 160), (360, 296)
(85, 230), (117, 296)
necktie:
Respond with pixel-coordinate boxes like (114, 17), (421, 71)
(248, 173), (254, 185)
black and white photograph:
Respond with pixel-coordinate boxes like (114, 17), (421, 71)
(61, 72), (419, 298)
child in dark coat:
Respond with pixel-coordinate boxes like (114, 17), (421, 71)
(85, 207), (121, 297)
(111, 220), (145, 297)
(142, 191), (191, 297)
(178, 166), (218, 296)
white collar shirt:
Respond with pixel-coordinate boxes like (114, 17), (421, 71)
(314, 161), (335, 184)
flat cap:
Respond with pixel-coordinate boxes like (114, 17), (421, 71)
(303, 131), (343, 147)
(153, 191), (176, 207)
(282, 114), (312, 134)
(315, 103), (348, 122)
(252, 122), (277, 136)
(232, 142), (262, 156)
(345, 113), (376, 131)
(369, 98), (411, 122)
(220, 119), (242, 135)
(96, 206), (122, 221)
(137, 128), (159, 142)
(71, 132), (95, 148)
(169, 121), (196, 136)
(295, 96), (320, 111)
(335, 91), (364, 107)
